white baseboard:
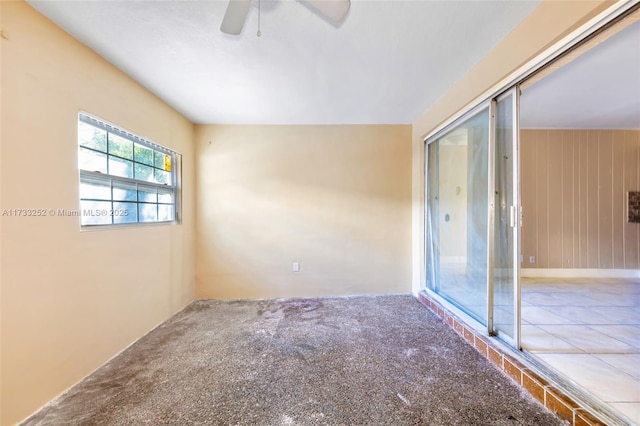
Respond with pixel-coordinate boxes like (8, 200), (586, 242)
(521, 268), (640, 279)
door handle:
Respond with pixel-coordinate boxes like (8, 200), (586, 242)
(510, 205), (516, 228)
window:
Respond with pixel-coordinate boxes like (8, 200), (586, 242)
(78, 113), (180, 227)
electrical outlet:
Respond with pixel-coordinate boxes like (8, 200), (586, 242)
(292, 262), (299, 272)
(529, 256), (535, 264)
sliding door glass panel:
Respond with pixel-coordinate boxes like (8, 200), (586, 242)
(493, 91), (519, 343)
(426, 107), (490, 324)
(426, 142), (439, 291)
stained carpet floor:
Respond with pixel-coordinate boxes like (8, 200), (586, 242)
(23, 295), (563, 425)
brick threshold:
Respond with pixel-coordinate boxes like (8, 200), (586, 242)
(417, 291), (625, 426)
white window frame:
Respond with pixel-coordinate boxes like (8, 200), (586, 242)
(78, 113), (181, 228)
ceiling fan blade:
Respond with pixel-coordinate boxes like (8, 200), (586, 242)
(220, 0), (251, 35)
(302, 0), (350, 23)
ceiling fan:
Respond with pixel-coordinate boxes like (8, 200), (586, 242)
(220, 0), (351, 35)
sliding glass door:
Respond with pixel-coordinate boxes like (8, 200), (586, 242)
(425, 90), (521, 348)
(492, 88), (521, 347)
(425, 106), (490, 325)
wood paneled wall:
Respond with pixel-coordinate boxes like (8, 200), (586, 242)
(521, 129), (640, 270)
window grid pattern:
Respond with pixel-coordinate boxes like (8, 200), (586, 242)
(78, 114), (178, 227)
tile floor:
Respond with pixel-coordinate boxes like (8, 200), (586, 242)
(521, 277), (640, 424)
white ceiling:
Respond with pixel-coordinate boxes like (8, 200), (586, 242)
(27, 0), (540, 125)
(521, 17), (640, 130)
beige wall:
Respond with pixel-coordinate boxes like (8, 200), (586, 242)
(195, 125), (412, 299)
(411, 0), (616, 292)
(0, 0), (626, 422)
(521, 129), (640, 270)
(0, 2), (195, 424)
